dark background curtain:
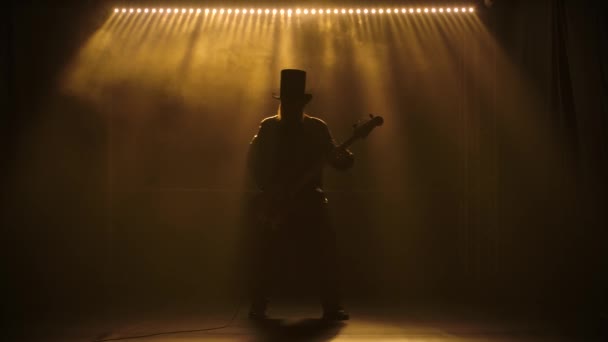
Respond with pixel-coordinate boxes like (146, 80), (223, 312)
(2, 0), (606, 329)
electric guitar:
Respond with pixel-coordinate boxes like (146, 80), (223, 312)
(253, 114), (384, 230)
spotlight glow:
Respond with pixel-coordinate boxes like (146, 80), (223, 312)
(469, 7), (475, 12)
(341, 9), (346, 14)
(129, 8), (134, 13)
(409, 8), (414, 13)
(348, 9), (353, 14)
(424, 8), (429, 13)
(196, 8), (200, 13)
(364, 9), (368, 14)
(371, 9), (376, 14)
(249, 9), (254, 14)
(287, 9), (292, 15)
(258, 9), (262, 14)
(356, 9), (361, 14)
(296, 8), (301, 14)
(114, 8), (119, 13)
(416, 8), (421, 13)
(265, 9), (270, 14)
(454, 8), (459, 12)
(159, 8), (164, 13)
(280, 9), (285, 14)
(447, 8), (452, 12)
(181, 8), (185, 13)
(136, 8), (141, 13)
(462, 7), (467, 12)
(439, 8), (444, 13)
(166, 8), (171, 13)
(319, 9), (324, 14)
(212, 9), (216, 14)
(379, 9), (384, 14)
(219, 8), (224, 14)
(227, 9), (232, 14)
(189, 8), (193, 13)
(153, 8), (157, 13)
(333, 9), (338, 14)
(432, 8), (436, 13)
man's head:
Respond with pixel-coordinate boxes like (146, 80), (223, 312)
(274, 69), (312, 123)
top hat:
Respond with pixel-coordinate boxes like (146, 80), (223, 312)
(273, 69), (313, 102)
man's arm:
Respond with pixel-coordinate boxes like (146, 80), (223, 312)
(322, 124), (354, 170)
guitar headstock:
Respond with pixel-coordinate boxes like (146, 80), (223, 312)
(352, 114), (384, 140)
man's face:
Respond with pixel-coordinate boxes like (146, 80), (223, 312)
(281, 98), (305, 123)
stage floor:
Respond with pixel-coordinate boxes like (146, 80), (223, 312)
(19, 300), (605, 342)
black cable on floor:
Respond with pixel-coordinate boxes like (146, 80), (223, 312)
(92, 298), (244, 342)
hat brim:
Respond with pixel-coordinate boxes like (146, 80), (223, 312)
(272, 93), (313, 102)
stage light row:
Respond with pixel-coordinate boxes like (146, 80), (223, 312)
(113, 7), (475, 15)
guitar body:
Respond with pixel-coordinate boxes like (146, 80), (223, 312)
(251, 114), (384, 231)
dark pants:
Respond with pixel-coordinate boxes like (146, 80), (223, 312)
(248, 202), (342, 312)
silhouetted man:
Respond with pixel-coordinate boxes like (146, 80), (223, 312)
(247, 69), (353, 321)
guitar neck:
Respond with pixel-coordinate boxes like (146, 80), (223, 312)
(338, 136), (357, 150)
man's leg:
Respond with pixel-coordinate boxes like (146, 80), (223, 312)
(248, 226), (277, 319)
(315, 207), (349, 320)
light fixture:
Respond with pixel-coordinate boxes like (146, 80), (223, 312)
(119, 6), (478, 16)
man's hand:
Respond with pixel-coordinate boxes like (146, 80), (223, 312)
(334, 146), (354, 159)
(329, 146), (354, 170)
